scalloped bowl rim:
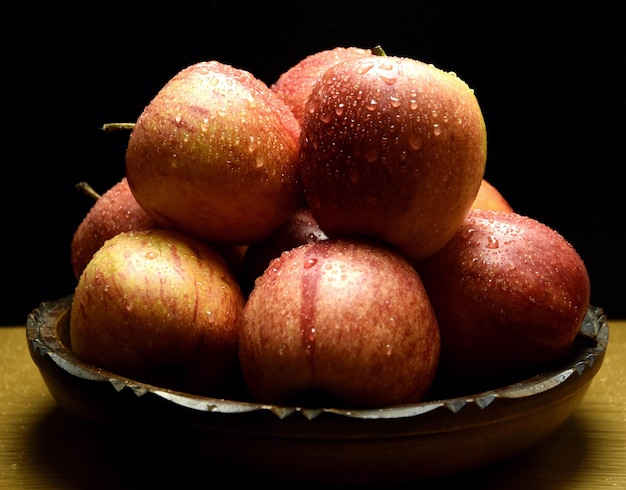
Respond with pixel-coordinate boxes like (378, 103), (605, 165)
(26, 294), (609, 421)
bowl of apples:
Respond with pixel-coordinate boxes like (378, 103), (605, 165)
(26, 296), (607, 484)
(27, 47), (608, 484)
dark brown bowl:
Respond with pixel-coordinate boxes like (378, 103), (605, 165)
(26, 295), (608, 484)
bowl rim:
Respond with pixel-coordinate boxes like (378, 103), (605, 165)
(26, 294), (608, 421)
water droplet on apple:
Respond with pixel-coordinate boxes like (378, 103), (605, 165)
(307, 98), (321, 114)
(389, 95), (401, 108)
(319, 111), (332, 124)
(145, 251), (158, 260)
(408, 133), (423, 150)
(379, 74), (397, 85)
(485, 236), (499, 249)
(460, 228), (475, 240)
(433, 124), (442, 136)
(366, 99), (378, 111)
(355, 61), (375, 75)
(247, 135), (258, 153)
(304, 258), (318, 269)
(335, 103), (345, 116)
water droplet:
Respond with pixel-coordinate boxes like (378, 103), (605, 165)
(175, 114), (182, 124)
(379, 74), (397, 85)
(408, 133), (423, 150)
(485, 236), (499, 249)
(355, 61), (375, 75)
(433, 124), (442, 136)
(366, 99), (378, 111)
(335, 103), (345, 116)
(319, 112), (332, 124)
(145, 251), (158, 260)
(409, 99), (418, 110)
(307, 98), (320, 114)
(389, 95), (401, 108)
(460, 228), (475, 240)
(304, 258), (318, 269)
(247, 135), (258, 153)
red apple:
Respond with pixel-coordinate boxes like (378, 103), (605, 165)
(69, 228), (245, 395)
(271, 46), (372, 124)
(239, 238), (440, 408)
(70, 177), (159, 280)
(125, 60), (302, 245)
(471, 179), (513, 212)
(238, 206), (328, 296)
(299, 53), (487, 262)
(416, 209), (591, 388)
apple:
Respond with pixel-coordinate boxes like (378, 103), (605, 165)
(70, 177), (159, 280)
(238, 238), (440, 408)
(470, 178), (513, 212)
(69, 228), (245, 396)
(125, 60), (303, 246)
(271, 46), (372, 124)
(299, 53), (487, 262)
(238, 206), (328, 296)
(416, 209), (591, 389)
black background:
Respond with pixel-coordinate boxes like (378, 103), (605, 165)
(5, 1), (624, 325)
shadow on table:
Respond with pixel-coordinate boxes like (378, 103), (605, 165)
(20, 406), (590, 489)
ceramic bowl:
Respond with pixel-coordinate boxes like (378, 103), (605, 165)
(26, 294), (608, 484)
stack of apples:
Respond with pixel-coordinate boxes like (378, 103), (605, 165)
(69, 47), (590, 408)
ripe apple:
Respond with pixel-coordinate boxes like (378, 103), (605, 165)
(416, 209), (591, 389)
(238, 238), (440, 408)
(471, 178), (513, 212)
(69, 228), (245, 395)
(238, 206), (328, 296)
(125, 60), (303, 246)
(271, 46), (372, 124)
(299, 54), (487, 262)
(70, 177), (159, 280)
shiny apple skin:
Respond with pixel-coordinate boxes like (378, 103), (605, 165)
(416, 209), (591, 386)
(239, 238), (440, 408)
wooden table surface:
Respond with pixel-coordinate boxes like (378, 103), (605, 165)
(1, 320), (624, 489)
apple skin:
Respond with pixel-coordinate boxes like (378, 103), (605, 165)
(470, 179), (514, 212)
(239, 238), (440, 408)
(238, 206), (328, 296)
(70, 177), (159, 280)
(299, 54), (487, 262)
(69, 228), (245, 395)
(125, 61), (303, 246)
(415, 209), (591, 389)
(271, 46), (372, 124)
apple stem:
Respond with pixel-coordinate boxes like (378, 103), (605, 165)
(101, 122), (136, 132)
(75, 181), (101, 201)
(371, 45), (387, 56)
